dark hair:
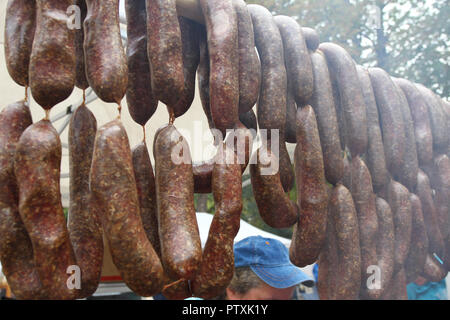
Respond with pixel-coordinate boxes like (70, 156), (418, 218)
(213, 267), (263, 300)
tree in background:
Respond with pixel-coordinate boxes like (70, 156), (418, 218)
(246, 0), (449, 98)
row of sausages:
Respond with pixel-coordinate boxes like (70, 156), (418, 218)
(1, 0), (449, 300)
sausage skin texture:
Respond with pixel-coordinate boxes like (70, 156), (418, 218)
(302, 27), (319, 52)
(250, 147), (298, 229)
(290, 105), (328, 267)
(393, 81), (419, 191)
(350, 157), (379, 300)
(191, 144), (243, 299)
(85, 0), (128, 104)
(422, 254), (447, 283)
(374, 197), (395, 299)
(248, 4), (293, 192)
(310, 51), (344, 185)
(74, 0), (88, 90)
(357, 66), (389, 192)
(393, 78), (433, 168)
(90, 120), (164, 297)
(233, 0), (261, 115)
(146, 0), (184, 109)
(0, 101), (43, 300)
(416, 169), (445, 258)
(416, 84), (449, 153)
(319, 42), (368, 157)
(126, 0), (158, 125)
(172, 16), (201, 118)
(68, 104), (103, 299)
(29, 0), (76, 109)
(368, 68), (406, 179)
(154, 125), (202, 280)
(274, 15), (314, 106)
(317, 213), (337, 300)
(327, 184), (361, 300)
(199, 0), (239, 136)
(428, 155), (450, 241)
(15, 120), (77, 300)
(404, 194), (429, 283)
(387, 180), (412, 273)
(4, 0), (36, 87)
(132, 141), (161, 257)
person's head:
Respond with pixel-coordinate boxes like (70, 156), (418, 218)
(225, 236), (314, 300)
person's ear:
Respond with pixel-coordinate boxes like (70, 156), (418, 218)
(226, 287), (240, 300)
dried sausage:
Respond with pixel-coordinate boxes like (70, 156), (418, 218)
(68, 104), (103, 298)
(428, 155), (450, 241)
(393, 81), (419, 191)
(394, 78), (434, 168)
(200, 0), (239, 136)
(154, 125), (202, 280)
(350, 157), (379, 299)
(146, 0), (184, 109)
(74, 0), (88, 90)
(417, 84), (449, 153)
(274, 15), (314, 106)
(404, 194), (429, 283)
(319, 42), (368, 157)
(374, 197), (395, 298)
(172, 16), (201, 118)
(90, 120), (164, 296)
(416, 169), (445, 258)
(4, 0), (36, 87)
(327, 184), (361, 300)
(368, 68), (406, 178)
(250, 147), (298, 229)
(387, 180), (412, 272)
(191, 144), (243, 299)
(234, 0), (261, 115)
(302, 27), (319, 52)
(310, 51), (344, 185)
(132, 141), (160, 257)
(248, 4), (294, 192)
(357, 66), (389, 192)
(85, 0), (128, 104)
(0, 101), (43, 300)
(290, 105), (328, 267)
(126, 0), (158, 125)
(29, 0), (76, 109)
(422, 254), (447, 282)
(15, 120), (77, 299)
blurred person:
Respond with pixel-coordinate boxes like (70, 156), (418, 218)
(220, 236), (315, 300)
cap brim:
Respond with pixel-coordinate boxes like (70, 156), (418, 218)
(251, 264), (315, 289)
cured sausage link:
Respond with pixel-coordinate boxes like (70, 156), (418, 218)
(90, 120), (164, 297)
(154, 125), (202, 281)
(248, 4), (294, 192)
(192, 144), (243, 299)
(0, 101), (43, 300)
(319, 42), (368, 157)
(290, 105), (328, 267)
(29, 0), (76, 109)
(85, 0), (128, 104)
(146, 0), (185, 109)
(15, 120), (77, 300)
(250, 147), (298, 229)
(199, 0), (239, 137)
(68, 104), (103, 299)
(126, 0), (158, 125)
(4, 0), (36, 87)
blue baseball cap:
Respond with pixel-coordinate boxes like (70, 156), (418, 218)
(234, 236), (314, 289)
